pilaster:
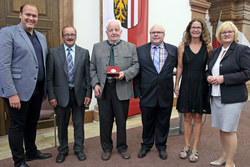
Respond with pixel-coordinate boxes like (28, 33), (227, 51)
(190, 0), (211, 20)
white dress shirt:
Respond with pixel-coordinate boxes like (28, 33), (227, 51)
(211, 46), (229, 96)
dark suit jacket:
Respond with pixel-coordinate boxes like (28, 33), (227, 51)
(134, 42), (178, 108)
(206, 41), (250, 103)
(47, 44), (92, 107)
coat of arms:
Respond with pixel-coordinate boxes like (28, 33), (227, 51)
(113, 0), (142, 29)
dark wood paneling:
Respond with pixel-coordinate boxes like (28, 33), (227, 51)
(0, 98), (9, 135)
(59, 0), (73, 44)
(0, 0), (62, 135)
(0, 0), (60, 49)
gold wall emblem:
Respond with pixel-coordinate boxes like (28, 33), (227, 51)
(114, 0), (128, 27)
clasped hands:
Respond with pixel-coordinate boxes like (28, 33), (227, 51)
(207, 75), (224, 85)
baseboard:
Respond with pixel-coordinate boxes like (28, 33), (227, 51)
(38, 98), (178, 129)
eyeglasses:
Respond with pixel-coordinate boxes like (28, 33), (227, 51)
(191, 26), (202, 30)
(63, 34), (76, 37)
(150, 31), (164, 35)
(221, 31), (234, 35)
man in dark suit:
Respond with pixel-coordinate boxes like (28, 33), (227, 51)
(134, 24), (177, 160)
(47, 26), (92, 163)
(90, 20), (139, 161)
(0, 4), (52, 167)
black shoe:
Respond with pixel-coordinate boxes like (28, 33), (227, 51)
(56, 153), (68, 163)
(26, 150), (52, 161)
(18, 162), (30, 167)
(101, 152), (111, 161)
(159, 150), (167, 160)
(75, 151), (86, 161)
(120, 151), (130, 159)
(138, 149), (148, 158)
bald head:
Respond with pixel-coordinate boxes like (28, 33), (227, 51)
(150, 24), (165, 46)
(150, 24), (165, 33)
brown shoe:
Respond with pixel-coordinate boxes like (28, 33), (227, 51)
(120, 151), (130, 159)
(101, 152), (111, 161)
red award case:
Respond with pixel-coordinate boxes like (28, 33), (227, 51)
(107, 66), (119, 77)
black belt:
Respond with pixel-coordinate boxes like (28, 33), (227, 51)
(69, 87), (74, 91)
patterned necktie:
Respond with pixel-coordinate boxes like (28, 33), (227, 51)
(67, 48), (74, 84)
(153, 46), (160, 73)
(220, 50), (227, 59)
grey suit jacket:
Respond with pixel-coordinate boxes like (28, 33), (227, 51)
(90, 40), (139, 100)
(47, 44), (92, 107)
(0, 23), (48, 101)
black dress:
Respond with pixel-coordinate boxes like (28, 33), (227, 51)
(176, 43), (210, 114)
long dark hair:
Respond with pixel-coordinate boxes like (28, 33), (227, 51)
(182, 18), (211, 46)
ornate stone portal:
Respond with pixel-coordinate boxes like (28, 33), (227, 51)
(208, 0), (250, 41)
(208, 0), (250, 91)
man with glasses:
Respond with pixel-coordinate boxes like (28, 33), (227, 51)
(47, 25), (92, 163)
(134, 24), (177, 160)
(90, 19), (139, 161)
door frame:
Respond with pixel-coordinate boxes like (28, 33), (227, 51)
(0, 0), (73, 136)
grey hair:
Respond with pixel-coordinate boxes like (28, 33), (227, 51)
(106, 19), (122, 30)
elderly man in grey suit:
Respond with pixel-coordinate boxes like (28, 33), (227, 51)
(90, 19), (139, 161)
(47, 25), (92, 163)
(0, 4), (52, 167)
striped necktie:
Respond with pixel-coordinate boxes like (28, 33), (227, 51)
(67, 48), (74, 84)
(153, 46), (160, 73)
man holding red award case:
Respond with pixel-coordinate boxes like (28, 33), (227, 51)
(107, 66), (120, 77)
(90, 19), (139, 161)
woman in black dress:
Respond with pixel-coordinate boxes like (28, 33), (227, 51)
(174, 18), (213, 162)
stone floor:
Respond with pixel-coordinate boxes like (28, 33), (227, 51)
(0, 108), (179, 160)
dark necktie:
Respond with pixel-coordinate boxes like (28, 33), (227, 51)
(67, 48), (74, 84)
(107, 40), (122, 66)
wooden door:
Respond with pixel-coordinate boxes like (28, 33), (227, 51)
(0, 0), (60, 48)
(0, 0), (60, 135)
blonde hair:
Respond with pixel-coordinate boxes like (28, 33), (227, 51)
(216, 21), (239, 43)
